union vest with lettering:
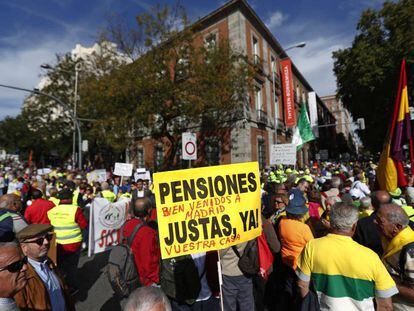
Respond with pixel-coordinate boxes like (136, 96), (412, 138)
(47, 204), (82, 245)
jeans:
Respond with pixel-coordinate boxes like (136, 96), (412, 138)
(222, 275), (254, 311)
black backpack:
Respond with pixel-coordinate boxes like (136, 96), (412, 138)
(107, 223), (144, 298)
(232, 239), (259, 277)
(160, 255), (202, 305)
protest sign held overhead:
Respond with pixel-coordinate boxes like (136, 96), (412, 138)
(87, 169), (107, 183)
(270, 144), (297, 166)
(153, 162), (262, 259)
(114, 162), (133, 176)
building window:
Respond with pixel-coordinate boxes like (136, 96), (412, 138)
(253, 36), (259, 64)
(296, 84), (300, 103)
(258, 138), (266, 169)
(204, 32), (217, 50)
(270, 55), (277, 75)
(205, 136), (220, 166)
(254, 84), (262, 111)
(154, 145), (163, 170)
(137, 148), (144, 168)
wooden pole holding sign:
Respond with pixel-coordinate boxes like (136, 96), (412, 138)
(217, 251), (225, 311)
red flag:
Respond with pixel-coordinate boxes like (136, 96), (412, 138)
(377, 59), (413, 191)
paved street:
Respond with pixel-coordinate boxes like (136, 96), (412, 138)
(75, 251), (121, 311)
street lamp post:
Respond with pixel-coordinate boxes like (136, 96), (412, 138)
(41, 63), (82, 169)
(285, 42), (307, 52)
(0, 83), (82, 170)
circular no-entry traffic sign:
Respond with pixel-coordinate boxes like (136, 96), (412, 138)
(185, 141), (196, 155)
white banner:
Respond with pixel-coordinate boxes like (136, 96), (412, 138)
(134, 168), (151, 181)
(308, 92), (319, 138)
(182, 132), (197, 160)
(88, 198), (130, 256)
(270, 144), (297, 166)
(320, 149), (329, 161)
(87, 169), (107, 184)
(37, 168), (51, 175)
(114, 162), (133, 176)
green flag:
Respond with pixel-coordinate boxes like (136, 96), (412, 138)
(292, 103), (315, 150)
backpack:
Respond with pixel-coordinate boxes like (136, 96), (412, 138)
(0, 210), (15, 242)
(399, 241), (414, 283)
(232, 239), (259, 277)
(160, 255), (202, 305)
(107, 222), (145, 298)
(258, 223), (274, 280)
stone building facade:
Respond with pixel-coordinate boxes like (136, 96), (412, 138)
(133, 0), (336, 170)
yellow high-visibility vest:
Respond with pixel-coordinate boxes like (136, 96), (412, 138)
(120, 193), (132, 199)
(102, 190), (116, 203)
(72, 190), (79, 205)
(49, 197), (60, 207)
(47, 204), (82, 245)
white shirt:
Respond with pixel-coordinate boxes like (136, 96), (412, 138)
(28, 258), (66, 311)
(351, 180), (371, 199)
(191, 252), (212, 302)
(0, 298), (19, 311)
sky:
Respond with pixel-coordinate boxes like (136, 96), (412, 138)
(0, 0), (386, 120)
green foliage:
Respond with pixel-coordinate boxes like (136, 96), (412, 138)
(81, 3), (253, 169)
(333, 0), (414, 152)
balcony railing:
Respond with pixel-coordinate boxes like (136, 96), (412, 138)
(272, 73), (281, 95)
(256, 109), (268, 125)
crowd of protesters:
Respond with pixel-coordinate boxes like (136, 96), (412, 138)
(1, 158), (414, 310)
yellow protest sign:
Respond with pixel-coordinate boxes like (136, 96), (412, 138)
(153, 162), (262, 259)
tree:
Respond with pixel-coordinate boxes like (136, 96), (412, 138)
(0, 114), (43, 161)
(22, 54), (75, 162)
(333, 0), (414, 152)
(80, 3), (253, 170)
(21, 42), (128, 166)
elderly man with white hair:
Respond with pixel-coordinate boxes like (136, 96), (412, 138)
(359, 196), (374, 219)
(124, 287), (171, 311)
(296, 202), (397, 310)
(376, 204), (414, 310)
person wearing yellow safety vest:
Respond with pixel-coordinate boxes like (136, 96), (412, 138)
(48, 187), (60, 207)
(101, 181), (116, 203)
(0, 193), (28, 233)
(47, 188), (88, 295)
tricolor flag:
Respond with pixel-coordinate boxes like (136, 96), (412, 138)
(377, 59), (414, 192)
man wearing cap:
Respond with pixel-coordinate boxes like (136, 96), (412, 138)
(276, 188), (313, 309)
(14, 224), (74, 311)
(278, 188), (313, 270)
(47, 189), (87, 295)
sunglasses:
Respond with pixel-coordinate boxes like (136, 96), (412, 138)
(22, 234), (53, 246)
(0, 256), (27, 273)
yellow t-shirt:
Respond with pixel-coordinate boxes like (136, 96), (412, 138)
(297, 234), (397, 310)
